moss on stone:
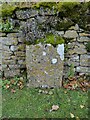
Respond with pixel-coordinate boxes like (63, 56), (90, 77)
(26, 34), (64, 46)
(45, 34), (64, 46)
(0, 3), (17, 17)
(32, 2), (57, 10)
(55, 19), (74, 31)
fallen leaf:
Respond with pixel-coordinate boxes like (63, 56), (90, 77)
(19, 85), (24, 89)
(48, 91), (53, 95)
(64, 91), (67, 94)
(80, 105), (84, 108)
(51, 105), (59, 111)
(70, 113), (75, 118)
(76, 116), (80, 120)
(39, 89), (42, 93)
(11, 89), (16, 93)
(10, 79), (15, 84)
(6, 84), (10, 89)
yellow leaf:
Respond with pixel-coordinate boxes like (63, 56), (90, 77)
(80, 105), (84, 108)
(70, 113), (75, 118)
(51, 105), (59, 111)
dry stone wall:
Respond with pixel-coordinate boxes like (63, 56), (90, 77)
(63, 28), (90, 78)
(0, 2), (90, 87)
(0, 33), (26, 78)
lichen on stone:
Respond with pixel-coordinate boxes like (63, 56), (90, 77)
(57, 44), (64, 61)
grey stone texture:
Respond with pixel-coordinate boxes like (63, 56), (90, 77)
(80, 54), (90, 67)
(26, 44), (63, 88)
(64, 30), (78, 38)
(1, 33), (26, 78)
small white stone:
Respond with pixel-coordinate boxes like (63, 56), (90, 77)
(51, 58), (57, 64)
(43, 51), (46, 56)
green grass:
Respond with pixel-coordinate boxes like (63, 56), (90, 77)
(2, 88), (88, 118)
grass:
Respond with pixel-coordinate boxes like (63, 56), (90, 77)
(2, 87), (89, 119)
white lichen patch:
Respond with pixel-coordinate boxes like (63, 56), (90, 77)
(43, 51), (46, 56)
(51, 58), (58, 64)
(10, 45), (15, 52)
(57, 44), (64, 61)
(44, 71), (48, 74)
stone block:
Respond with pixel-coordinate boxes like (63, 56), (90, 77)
(64, 30), (78, 38)
(80, 54), (90, 67)
(2, 65), (8, 71)
(70, 54), (79, 62)
(17, 44), (26, 51)
(7, 33), (18, 38)
(0, 33), (6, 37)
(26, 44), (64, 88)
(2, 59), (16, 65)
(16, 9), (38, 20)
(67, 59), (79, 66)
(2, 45), (10, 52)
(77, 36), (89, 42)
(76, 66), (90, 74)
(4, 69), (20, 78)
(15, 51), (25, 57)
(68, 46), (87, 55)
(2, 37), (18, 45)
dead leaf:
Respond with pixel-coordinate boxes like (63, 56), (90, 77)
(19, 85), (24, 89)
(6, 84), (10, 89)
(51, 105), (59, 111)
(48, 91), (53, 95)
(70, 113), (75, 118)
(11, 89), (16, 93)
(64, 91), (67, 94)
(80, 105), (84, 108)
(10, 79), (15, 84)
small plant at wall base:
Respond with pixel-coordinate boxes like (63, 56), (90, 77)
(68, 64), (75, 78)
(1, 77), (26, 92)
(86, 41), (90, 52)
(33, 34), (64, 47)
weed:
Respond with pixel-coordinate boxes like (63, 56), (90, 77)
(68, 64), (75, 78)
(0, 19), (14, 33)
(2, 76), (26, 91)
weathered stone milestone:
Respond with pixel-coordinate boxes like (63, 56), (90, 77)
(26, 44), (64, 88)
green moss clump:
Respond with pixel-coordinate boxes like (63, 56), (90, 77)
(28, 34), (64, 46)
(45, 34), (64, 46)
(0, 3), (17, 17)
(55, 19), (74, 31)
(32, 2), (57, 9)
